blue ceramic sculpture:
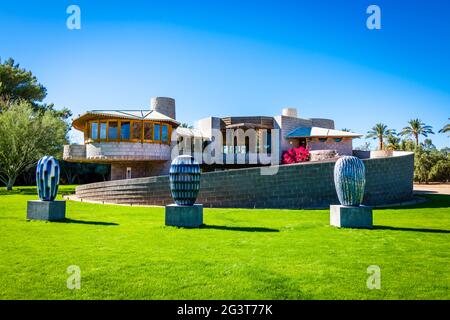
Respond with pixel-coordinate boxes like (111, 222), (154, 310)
(334, 156), (366, 206)
(36, 156), (60, 201)
(169, 155), (201, 206)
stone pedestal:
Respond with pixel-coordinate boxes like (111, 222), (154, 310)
(27, 200), (66, 221)
(165, 204), (203, 228)
(330, 205), (373, 229)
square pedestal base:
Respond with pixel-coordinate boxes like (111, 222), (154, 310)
(27, 200), (66, 221)
(165, 204), (203, 228)
(330, 205), (373, 229)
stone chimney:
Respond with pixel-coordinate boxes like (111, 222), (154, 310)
(151, 97), (176, 120)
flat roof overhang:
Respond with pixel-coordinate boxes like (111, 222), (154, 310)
(72, 110), (180, 131)
(225, 123), (274, 130)
(286, 127), (363, 139)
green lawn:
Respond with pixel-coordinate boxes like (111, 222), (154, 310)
(0, 186), (449, 299)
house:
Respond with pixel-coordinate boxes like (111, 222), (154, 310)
(63, 97), (362, 180)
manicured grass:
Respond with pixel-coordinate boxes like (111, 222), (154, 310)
(0, 185), (76, 196)
(0, 186), (449, 299)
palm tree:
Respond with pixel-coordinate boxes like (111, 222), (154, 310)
(400, 119), (434, 145)
(179, 123), (194, 129)
(422, 138), (435, 150)
(366, 123), (393, 150)
(386, 134), (400, 151)
(438, 119), (450, 136)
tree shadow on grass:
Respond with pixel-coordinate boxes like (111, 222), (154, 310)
(54, 218), (119, 226)
(414, 190), (438, 195)
(200, 224), (279, 232)
(376, 194), (450, 210)
(373, 225), (450, 234)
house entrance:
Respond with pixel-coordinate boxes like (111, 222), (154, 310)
(299, 138), (307, 148)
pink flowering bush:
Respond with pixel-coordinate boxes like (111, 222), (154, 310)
(281, 146), (310, 164)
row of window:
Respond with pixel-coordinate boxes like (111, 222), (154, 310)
(316, 138), (343, 143)
(221, 130), (272, 154)
(88, 120), (170, 143)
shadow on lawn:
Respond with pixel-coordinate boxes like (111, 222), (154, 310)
(201, 224), (279, 232)
(374, 225), (450, 234)
(376, 194), (450, 210)
(54, 218), (119, 226)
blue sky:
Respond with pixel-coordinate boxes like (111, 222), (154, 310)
(1, 0), (449, 148)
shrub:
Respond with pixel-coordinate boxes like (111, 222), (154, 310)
(282, 146), (310, 164)
(428, 159), (450, 182)
(413, 146), (450, 183)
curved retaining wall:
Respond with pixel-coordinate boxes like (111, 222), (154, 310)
(75, 152), (414, 209)
(63, 142), (171, 162)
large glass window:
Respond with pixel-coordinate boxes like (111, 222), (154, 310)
(91, 122), (98, 140)
(120, 121), (130, 140)
(88, 120), (170, 143)
(144, 122), (153, 140)
(161, 124), (169, 143)
(108, 121), (118, 140)
(132, 122), (142, 140)
(154, 124), (161, 141)
(100, 122), (107, 140)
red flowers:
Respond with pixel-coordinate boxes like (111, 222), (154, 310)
(282, 146), (310, 164)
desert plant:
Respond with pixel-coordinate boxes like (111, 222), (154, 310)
(282, 146), (310, 164)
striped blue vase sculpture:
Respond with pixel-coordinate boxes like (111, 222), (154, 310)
(36, 156), (60, 201)
(334, 156), (366, 206)
(169, 155), (201, 206)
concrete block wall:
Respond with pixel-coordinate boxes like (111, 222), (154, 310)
(75, 151), (414, 209)
(310, 150), (338, 161)
(85, 142), (171, 161)
(310, 118), (335, 129)
(274, 116), (312, 157)
(63, 145), (86, 160)
(353, 150), (394, 159)
(196, 117), (222, 137)
(308, 137), (353, 156)
(111, 161), (170, 180)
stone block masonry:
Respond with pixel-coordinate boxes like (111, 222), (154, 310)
(308, 138), (353, 156)
(27, 200), (66, 221)
(165, 204), (203, 228)
(64, 142), (171, 162)
(75, 152), (414, 209)
(330, 205), (373, 228)
(111, 161), (170, 180)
